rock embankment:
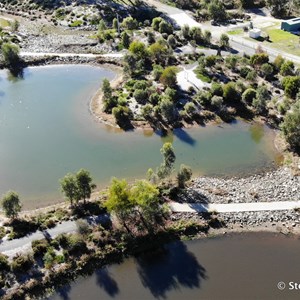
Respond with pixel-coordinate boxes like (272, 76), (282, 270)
(183, 167), (300, 204)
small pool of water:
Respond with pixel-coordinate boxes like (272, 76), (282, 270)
(0, 65), (280, 208)
(48, 232), (300, 300)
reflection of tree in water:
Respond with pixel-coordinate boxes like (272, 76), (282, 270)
(136, 241), (207, 299)
(56, 284), (71, 300)
(249, 123), (264, 144)
(95, 267), (119, 297)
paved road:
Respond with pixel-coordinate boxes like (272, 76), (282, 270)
(146, 0), (300, 64)
(170, 201), (300, 213)
(0, 214), (110, 257)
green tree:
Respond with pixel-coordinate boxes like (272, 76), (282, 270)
(281, 101), (300, 151)
(102, 78), (117, 113)
(261, 63), (274, 79)
(122, 17), (138, 30)
(129, 41), (148, 59)
(219, 33), (229, 48)
(104, 178), (133, 233)
(167, 34), (176, 49)
(282, 76), (300, 99)
(159, 20), (173, 34)
(280, 60), (294, 76)
(177, 164), (192, 188)
(121, 31), (131, 49)
(190, 27), (203, 44)
(203, 30), (212, 45)
(223, 82), (240, 102)
(76, 169), (96, 204)
(112, 18), (118, 31)
(148, 41), (171, 65)
(1, 191), (22, 219)
(250, 53), (269, 67)
(208, 0), (227, 21)
(151, 17), (163, 31)
(157, 142), (176, 179)
(160, 97), (175, 122)
(252, 85), (270, 113)
(160, 66), (178, 88)
(130, 180), (162, 232)
(1, 42), (21, 70)
(242, 88), (257, 104)
(181, 24), (190, 39)
(60, 173), (79, 206)
(98, 19), (107, 31)
(273, 55), (285, 71)
(267, 0), (288, 16)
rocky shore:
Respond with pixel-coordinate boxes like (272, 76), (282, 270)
(182, 166), (300, 204)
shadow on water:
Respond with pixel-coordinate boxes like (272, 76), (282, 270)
(173, 128), (196, 146)
(135, 241), (207, 299)
(55, 284), (72, 300)
(95, 268), (119, 297)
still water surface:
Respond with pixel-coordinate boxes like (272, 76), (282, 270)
(49, 232), (300, 300)
(0, 66), (279, 208)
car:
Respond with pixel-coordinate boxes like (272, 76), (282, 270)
(229, 19), (237, 24)
(211, 20), (218, 26)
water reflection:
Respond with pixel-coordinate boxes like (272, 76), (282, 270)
(95, 268), (119, 297)
(249, 123), (264, 144)
(135, 241), (207, 298)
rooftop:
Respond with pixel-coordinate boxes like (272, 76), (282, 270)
(283, 17), (300, 25)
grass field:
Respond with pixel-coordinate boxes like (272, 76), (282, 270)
(228, 29), (243, 35)
(265, 27), (300, 56)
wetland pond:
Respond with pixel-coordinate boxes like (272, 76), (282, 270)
(0, 65), (280, 208)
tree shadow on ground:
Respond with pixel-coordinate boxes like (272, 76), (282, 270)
(135, 241), (207, 299)
(175, 189), (210, 204)
(95, 268), (119, 297)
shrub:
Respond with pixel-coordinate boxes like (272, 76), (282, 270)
(0, 253), (9, 272)
(32, 239), (49, 257)
(76, 219), (91, 235)
(11, 254), (34, 273)
(160, 66), (178, 88)
(223, 82), (240, 102)
(211, 82), (223, 96)
(242, 88), (257, 104)
(159, 20), (173, 34)
(133, 89), (148, 104)
(151, 17), (163, 31)
(280, 61), (294, 76)
(121, 17), (138, 30)
(211, 95), (223, 108)
(184, 102), (197, 116)
(281, 102), (300, 151)
(282, 76), (300, 99)
(177, 164), (192, 188)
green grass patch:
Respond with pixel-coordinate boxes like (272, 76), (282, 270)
(194, 70), (212, 83)
(70, 20), (83, 27)
(228, 29), (243, 35)
(0, 18), (10, 28)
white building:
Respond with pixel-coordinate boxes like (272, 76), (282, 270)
(249, 28), (261, 39)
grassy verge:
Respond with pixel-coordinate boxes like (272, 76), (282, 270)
(0, 18), (10, 27)
(228, 29), (243, 35)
